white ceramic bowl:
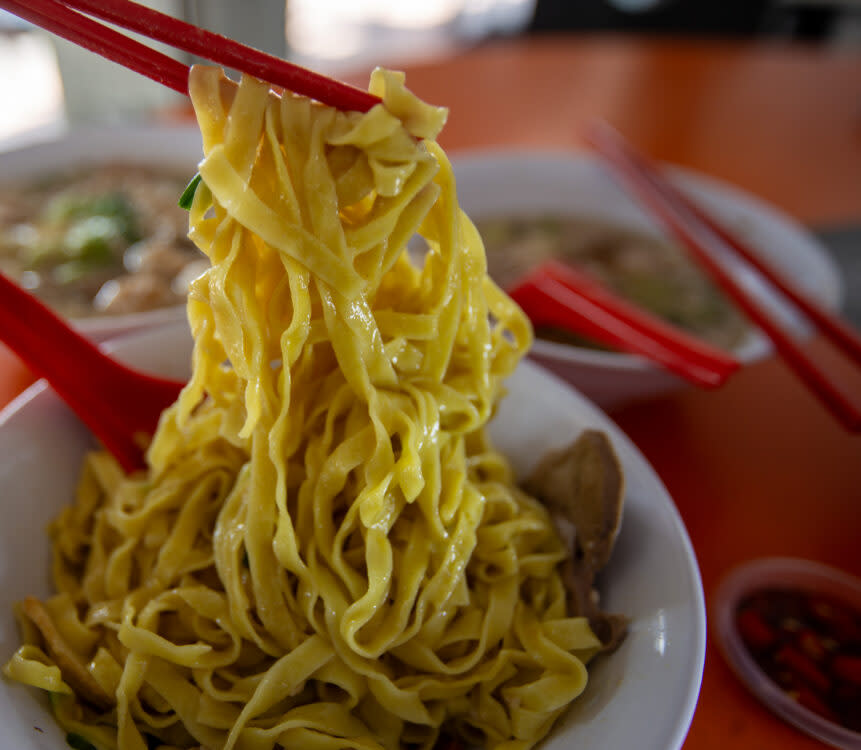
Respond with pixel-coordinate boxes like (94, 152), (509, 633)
(452, 150), (844, 409)
(0, 125), (202, 341)
(0, 322), (706, 750)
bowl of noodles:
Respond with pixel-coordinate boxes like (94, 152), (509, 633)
(0, 68), (705, 750)
(451, 150), (844, 409)
(0, 321), (706, 750)
(0, 125), (203, 341)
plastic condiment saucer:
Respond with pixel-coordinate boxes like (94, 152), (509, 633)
(713, 557), (861, 750)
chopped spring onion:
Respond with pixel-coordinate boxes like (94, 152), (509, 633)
(178, 173), (202, 210)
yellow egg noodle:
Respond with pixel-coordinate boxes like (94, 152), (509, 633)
(4, 66), (606, 750)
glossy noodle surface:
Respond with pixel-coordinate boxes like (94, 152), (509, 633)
(4, 67), (604, 750)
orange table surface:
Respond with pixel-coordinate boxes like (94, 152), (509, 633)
(2, 34), (860, 750)
(345, 34), (861, 227)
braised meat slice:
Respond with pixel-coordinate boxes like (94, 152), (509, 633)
(524, 430), (627, 651)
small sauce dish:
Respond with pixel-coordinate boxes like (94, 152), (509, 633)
(713, 557), (861, 749)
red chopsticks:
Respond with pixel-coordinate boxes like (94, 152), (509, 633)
(0, 0), (381, 112)
(586, 121), (861, 431)
(2, 0), (188, 92)
(509, 261), (739, 389)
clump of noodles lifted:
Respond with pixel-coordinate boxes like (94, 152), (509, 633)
(4, 67), (606, 750)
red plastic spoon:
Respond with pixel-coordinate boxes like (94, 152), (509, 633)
(0, 272), (185, 473)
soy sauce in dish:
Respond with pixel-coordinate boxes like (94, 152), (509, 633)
(735, 587), (861, 731)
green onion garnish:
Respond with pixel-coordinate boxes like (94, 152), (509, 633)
(178, 173), (203, 210)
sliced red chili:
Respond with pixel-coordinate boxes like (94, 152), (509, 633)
(736, 608), (777, 651)
(734, 585), (861, 732)
(831, 654), (861, 687)
(775, 645), (831, 694)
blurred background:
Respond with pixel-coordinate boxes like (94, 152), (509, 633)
(6, 0), (857, 324)
(1, 0), (857, 322)
(2, 0), (861, 147)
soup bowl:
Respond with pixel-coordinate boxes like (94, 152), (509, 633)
(452, 150), (843, 408)
(0, 125), (202, 341)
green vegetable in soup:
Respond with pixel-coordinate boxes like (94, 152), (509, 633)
(21, 192), (142, 270)
(62, 216), (120, 263)
(44, 191), (138, 239)
(53, 259), (100, 285)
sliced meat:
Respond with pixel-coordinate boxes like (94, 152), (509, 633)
(524, 430), (628, 652)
